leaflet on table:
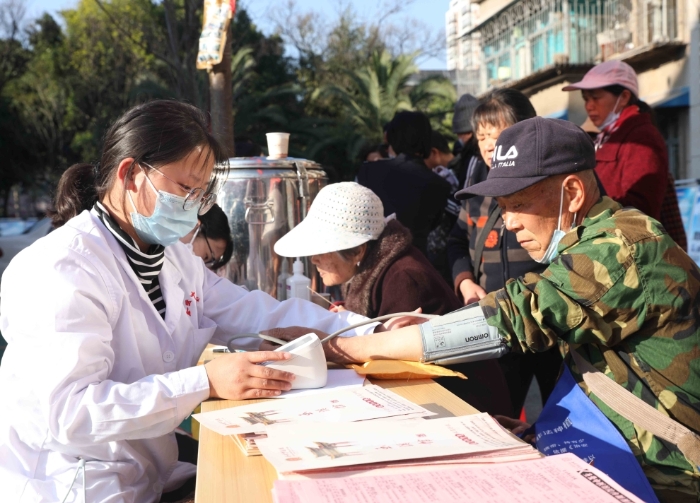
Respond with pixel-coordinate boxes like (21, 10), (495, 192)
(279, 446), (543, 480)
(271, 452), (644, 503)
(231, 415), (431, 457)
(256, 413), (529, 473)
(193, 385), (433, 435)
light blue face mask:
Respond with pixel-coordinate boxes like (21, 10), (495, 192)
(128, 167), (199, 247)
(535, 184), (577, 265)
(599, 94), (622, 131)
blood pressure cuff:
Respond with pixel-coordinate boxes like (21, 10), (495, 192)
(419, 303), (509, 365)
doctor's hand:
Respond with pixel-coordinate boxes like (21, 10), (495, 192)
(459, 278), (487, 305)
(258, 326), (329, 352)
(205, 351), (296, 399)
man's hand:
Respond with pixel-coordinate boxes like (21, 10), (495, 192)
(258, 326), (330, 351)
(459, 278), (487, 305)
(204, 351), (296, 399)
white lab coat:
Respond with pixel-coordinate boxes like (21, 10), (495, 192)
(0, 210), (373, 502)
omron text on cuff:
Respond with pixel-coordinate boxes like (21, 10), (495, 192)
(420, 303), (509, 365)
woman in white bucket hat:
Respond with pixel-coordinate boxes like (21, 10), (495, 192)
(562, 60), (686, 249)
(274, 182), (511, 416)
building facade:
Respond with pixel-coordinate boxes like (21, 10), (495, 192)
(445, 0), (483, 96)
(454, 0), (700, 178)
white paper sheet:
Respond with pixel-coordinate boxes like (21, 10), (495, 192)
(193, 385), (434, 435)
(271, 369), (366, 399)
(257, 413), (533, 473)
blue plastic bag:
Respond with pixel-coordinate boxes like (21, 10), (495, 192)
(533, 365), (659, 502)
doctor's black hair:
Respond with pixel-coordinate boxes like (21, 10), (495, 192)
(49, 100), (227, 228)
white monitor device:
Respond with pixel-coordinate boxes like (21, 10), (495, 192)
(262, 333), (328, 389)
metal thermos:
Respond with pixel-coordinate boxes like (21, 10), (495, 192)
(215, 157), (328, 296)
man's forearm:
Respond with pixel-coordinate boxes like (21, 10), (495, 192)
(325, 326), (424, 364)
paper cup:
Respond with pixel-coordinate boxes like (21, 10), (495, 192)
(266, 132), (290, 159)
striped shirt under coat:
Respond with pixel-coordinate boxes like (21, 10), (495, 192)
(446, 158), (547, 299)
(93, 202), (167, 318)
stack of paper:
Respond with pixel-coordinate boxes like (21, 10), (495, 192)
(194, 385), (434, 436)
(230, 432), (267, 457)
(193, 384), (435, 456)
(277, 445), (543, 477)
(271, 452), (645, 503)
(256, 413), (539, 474)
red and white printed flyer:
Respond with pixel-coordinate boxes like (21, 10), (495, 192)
(256, 413), (533, 473)
(192, 385), (434, 436)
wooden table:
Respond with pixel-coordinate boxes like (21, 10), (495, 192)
(194, 378), (479, 503)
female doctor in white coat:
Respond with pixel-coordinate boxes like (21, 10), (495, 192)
(0, 100), (376, 502)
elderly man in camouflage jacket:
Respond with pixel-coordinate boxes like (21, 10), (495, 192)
(298, 118), (700, 501)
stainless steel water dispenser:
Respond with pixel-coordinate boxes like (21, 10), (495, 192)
(215, 157), (328, 296)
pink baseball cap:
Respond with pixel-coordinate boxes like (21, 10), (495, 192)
(562, 61), (638, 97)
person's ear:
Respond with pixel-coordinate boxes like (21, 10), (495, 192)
(619, 89), (632, 109)
(116, 158), (137, 191)
(563, 175), (585, 214)
(354, 243), (368, 265)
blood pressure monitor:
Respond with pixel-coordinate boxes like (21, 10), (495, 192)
(262, 333), (328, 389)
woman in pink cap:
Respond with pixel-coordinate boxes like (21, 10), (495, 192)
(563, 60), (686, 249)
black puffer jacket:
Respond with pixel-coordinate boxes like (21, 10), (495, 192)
(357, 154), (450, 256)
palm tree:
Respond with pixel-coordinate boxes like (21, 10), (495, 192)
(312, 50), (412, 143)
(313, 50), (456, 146)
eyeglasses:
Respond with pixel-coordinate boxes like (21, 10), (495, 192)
(140, 162), (217, 215)
(200, 226), (225, 270)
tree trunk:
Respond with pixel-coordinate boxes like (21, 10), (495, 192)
(209, 22), (234, 157)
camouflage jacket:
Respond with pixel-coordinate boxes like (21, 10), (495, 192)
(480, 197), (700, 497)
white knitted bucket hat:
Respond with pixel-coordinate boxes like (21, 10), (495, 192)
(274, 182), (386, 257)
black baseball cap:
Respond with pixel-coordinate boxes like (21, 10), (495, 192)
(455, 117), (596, 200)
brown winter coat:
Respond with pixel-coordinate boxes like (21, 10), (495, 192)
(343, 220), (461, 318)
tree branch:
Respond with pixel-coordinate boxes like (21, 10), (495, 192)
(161, 0), (182, 68)
(91, 0), (180, 71)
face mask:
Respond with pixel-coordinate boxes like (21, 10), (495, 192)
(535, 184), (577, 265)
(599, 95), (622, 131)
(128, 167), (199, 247)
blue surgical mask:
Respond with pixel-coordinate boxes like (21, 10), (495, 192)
(128, 167), (199, 246)
(535, 184), (577, 265)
